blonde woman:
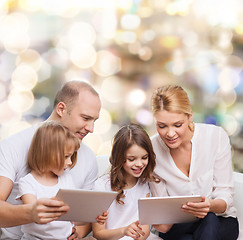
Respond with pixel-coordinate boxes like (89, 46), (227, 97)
(150, 85), (239, 240)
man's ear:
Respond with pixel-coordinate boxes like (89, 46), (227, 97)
(56, 102), (66, 117)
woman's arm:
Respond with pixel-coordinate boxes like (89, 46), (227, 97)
(92, 221), (150, 240)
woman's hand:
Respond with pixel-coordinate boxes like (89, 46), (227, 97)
(123, 220), (145, 239)
(181, 196), (210, 218)
(96, 211), (108, 225)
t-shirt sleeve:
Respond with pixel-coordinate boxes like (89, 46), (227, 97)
(0, 140), (17, 182)
(16, 175), (36, 200)
(82, 150), (98, 190)
(212, 127), (234, 214)
(149, 178), (168, 197)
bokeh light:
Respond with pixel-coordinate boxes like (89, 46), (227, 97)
(70, 45), (96, 69)
(7, 89), (34, 113)
(0, 0), (243, 171)
(92, 50), (121, 76)
(101, 77), (123, 103)
(11, 65), (38, 90)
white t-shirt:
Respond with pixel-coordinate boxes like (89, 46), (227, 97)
(149, 123), (236, 218)
(0, 124), (98, 239)
(16, 171), (75, 240)
(94, 175), (150, 240)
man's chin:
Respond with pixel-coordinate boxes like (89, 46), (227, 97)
(76, 132), (88, 141)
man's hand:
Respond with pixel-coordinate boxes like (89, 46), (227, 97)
(31, 198), (70, 224)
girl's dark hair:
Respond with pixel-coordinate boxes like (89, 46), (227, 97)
(109, 123), (158, 204)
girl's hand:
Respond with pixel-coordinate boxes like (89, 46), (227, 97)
(152, 224), (173, 233)
(96, 211), (108, 225)
(123, 220), (145, 239)
(67, 226), (79, 240)
(181, 196), (210, 218)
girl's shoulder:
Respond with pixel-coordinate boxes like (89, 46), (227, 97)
(19, 172), (35, 185)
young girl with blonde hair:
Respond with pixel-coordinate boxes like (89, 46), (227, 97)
(17, 121), (80, 240)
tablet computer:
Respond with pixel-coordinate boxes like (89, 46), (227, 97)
(56, 189), (117, 222)
(138, 195), (202, 225)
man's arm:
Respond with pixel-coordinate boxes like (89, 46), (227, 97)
(0, 176), (33, 227)
(0, 176), (70, 227)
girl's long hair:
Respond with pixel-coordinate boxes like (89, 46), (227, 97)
(109, 123), (158, 204)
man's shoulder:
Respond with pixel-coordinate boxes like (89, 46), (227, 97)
(75, 142), (97, 169)
(78, 142), (96, 158)
(0, 124), (38, 146)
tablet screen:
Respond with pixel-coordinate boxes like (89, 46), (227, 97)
(138, 195), (202, 224)
(56, 189), (117, 222)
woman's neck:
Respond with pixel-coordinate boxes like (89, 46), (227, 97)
(31, 170), (58, 186)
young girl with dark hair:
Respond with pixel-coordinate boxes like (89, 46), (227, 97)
(92, 123), (160, 240)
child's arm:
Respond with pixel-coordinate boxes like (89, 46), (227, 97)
(21, 193), (37, 204)
(92, 220), (150, 240)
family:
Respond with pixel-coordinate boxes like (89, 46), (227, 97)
(0, 81), (239, 240)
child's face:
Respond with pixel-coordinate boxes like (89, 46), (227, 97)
(123, 143), (149, 182)
(52, 146), (75, 176)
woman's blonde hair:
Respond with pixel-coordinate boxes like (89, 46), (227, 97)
(151, 85), (194, 131)
(27, 121), (80, 174)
